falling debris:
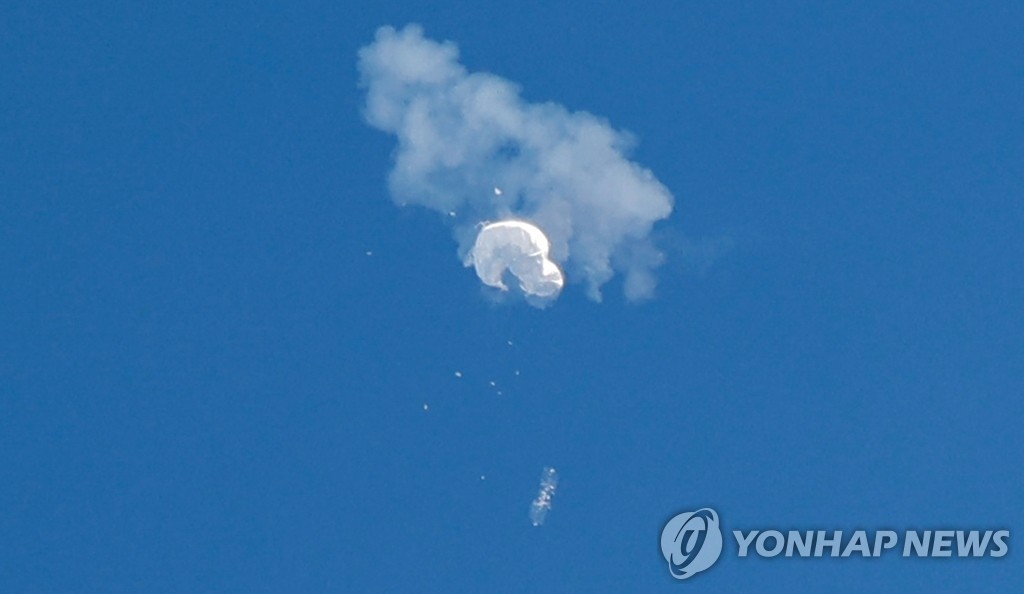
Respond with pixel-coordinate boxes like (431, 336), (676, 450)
(489, 380), (496, 387)
(365, 251), (373, 256)
(530, 466), (559, 526)
(448, 211), (456, 217)
(480, 475), (486, 481)
(514, 370), (520, 376)
(507, 340), (513, 346)
(422, 403), (429, 411)
(454, 371), (463, 378)
(468, 220), (564, 298)
(493, 187), (503, 196)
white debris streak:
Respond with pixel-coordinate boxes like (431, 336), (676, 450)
(530, 466), (559, 526)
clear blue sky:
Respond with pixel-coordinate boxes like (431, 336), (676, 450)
(2, 2), (1021, 592)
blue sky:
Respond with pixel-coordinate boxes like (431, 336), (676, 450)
(2, 2), (1022, 592)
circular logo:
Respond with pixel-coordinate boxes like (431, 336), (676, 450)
(660, 508), (723, 580)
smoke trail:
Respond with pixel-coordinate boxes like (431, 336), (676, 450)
(357, 25), (674, 301)
(529, 466), (559, 526)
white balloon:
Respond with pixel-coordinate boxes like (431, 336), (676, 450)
(467, 220), (564, 298)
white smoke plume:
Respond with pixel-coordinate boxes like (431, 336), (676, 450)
(358, 25), (674, 301)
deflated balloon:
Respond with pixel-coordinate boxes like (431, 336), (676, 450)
(467, 220), (564, 298)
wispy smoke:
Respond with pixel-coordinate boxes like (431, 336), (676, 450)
(358, 25), (674, 301)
